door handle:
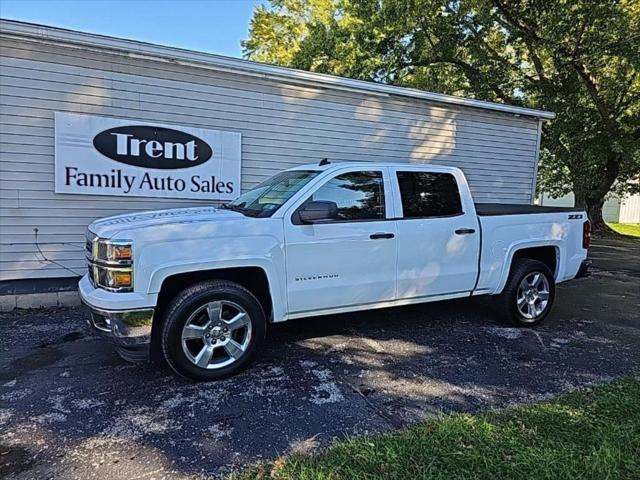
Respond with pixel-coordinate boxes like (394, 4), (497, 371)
(370, 232), (395, 240)
(455, 228), (476, 235)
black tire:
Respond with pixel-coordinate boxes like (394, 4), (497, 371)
(496, 259), (556, 327)
(160, 280), (266, 381)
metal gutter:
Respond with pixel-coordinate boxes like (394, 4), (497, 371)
(0, 18), (555, 120)
(530, 119), (544, 203)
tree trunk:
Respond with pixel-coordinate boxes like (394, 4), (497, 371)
(585, 198), (606, 231)
(575, 191), (611, 234)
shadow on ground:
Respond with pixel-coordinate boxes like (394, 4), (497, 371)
(1, 238), (639, 479)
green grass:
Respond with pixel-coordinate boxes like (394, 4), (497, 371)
(608, 223), (640, 237)
(234, 377), (640, 480)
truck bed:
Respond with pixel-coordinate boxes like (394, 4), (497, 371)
(475, 203), (583, 216)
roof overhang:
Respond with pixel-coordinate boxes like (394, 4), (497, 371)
(0, 19), (555, 120)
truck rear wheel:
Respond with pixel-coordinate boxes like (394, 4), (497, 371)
(160, 280), (266, 381)
(496, 259), (555, 327)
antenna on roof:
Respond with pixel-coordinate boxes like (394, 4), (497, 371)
(319, 158), (330, 166)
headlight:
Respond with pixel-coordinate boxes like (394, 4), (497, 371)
(87, 235), (134, 292)
(104, 268), (133, 290)
(105, 241), (133, 262)
(94, 239), (133, 264)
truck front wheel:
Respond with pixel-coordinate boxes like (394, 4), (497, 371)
(496, 259), (556, 327)
(160, 280), (266, 381)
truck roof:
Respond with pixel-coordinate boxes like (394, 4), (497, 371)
(289, 161), (462, 174)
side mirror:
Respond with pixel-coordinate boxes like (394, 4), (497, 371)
(298, 200), (338, 224)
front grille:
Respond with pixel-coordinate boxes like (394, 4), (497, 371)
(86, 230), (97, 259)
(88, 264), (97, 288)
(86, 230), (97, 287)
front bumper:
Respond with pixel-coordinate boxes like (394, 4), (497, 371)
(84, 303), (154, 362)
(79, 273), (156, 361)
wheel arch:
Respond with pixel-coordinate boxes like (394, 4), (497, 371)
(496, 242), (560, 294)
(149, 267), (274, 359)
(154, 265), (274, 324)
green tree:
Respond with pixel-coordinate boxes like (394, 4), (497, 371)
(243, 0), (640, 231)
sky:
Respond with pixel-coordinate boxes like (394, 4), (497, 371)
(0, 0), (265, 58)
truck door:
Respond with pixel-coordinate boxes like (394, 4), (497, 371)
(284, 167), (398, 315)
(391, 168), (480, 299)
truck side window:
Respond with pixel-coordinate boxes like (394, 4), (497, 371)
(312, 171), (385, 221)
(397, 171), (463, 218)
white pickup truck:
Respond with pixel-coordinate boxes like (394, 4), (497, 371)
(80, 161), (591, 380)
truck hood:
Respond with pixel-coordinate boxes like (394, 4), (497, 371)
(88, 206), (245, 239)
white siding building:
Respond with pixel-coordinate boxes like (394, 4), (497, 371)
(538, 192), (640, 224)
(0, 20), (554, 295)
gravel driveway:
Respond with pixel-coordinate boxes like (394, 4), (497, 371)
(1, 238), (639, 479)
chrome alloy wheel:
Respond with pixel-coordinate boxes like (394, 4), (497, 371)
(516, 272), (551, 321)
(181, 300), (252, 369)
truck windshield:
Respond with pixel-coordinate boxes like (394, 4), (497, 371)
(223, 170), (320, 217)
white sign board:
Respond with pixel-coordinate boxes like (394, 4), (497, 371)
(55, 112), (241, 200)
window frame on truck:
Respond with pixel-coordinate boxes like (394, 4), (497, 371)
(383, 166), (475, 221)
(289, 167), (396, 225)
(395, 170), (465, 219)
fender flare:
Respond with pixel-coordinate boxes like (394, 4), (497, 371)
(147, 258), (286, 322)
(494, 240), (561, 294)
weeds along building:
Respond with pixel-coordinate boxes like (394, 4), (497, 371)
(0, 19), (553, 298)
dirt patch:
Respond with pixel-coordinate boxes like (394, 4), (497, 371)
(0, 347), (65, 381)
(0, 444), (33, 477)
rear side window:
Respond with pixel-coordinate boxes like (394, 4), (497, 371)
(311, 171), (385, 221)
(396, 171), (463, 218)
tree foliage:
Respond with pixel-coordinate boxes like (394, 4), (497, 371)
(243, 0), (640, 229)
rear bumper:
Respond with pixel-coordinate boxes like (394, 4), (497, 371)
(575, 259), (592, 279)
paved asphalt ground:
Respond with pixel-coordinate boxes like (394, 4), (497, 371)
(1, 238), (639, 479)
